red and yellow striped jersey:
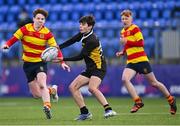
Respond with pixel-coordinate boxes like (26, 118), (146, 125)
(121, 24), (149, 64)
(12, 23), (57, 62)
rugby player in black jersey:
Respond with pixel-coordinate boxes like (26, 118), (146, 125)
(57, 15), (117, 120)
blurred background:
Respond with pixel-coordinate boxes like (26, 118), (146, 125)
(0, 0), (179, 97)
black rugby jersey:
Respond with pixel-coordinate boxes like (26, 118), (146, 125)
(59, 30), (106, 71)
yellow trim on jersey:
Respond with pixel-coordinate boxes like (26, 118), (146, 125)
(23, 36), (47, 46)
(23, 45), (42, 54)
(22, 55), (42, 62)
(90, 47), (102, 69)
(126, 36), (137, 41)
(127, 56), (149, 64)
(126, 47), (145, 55)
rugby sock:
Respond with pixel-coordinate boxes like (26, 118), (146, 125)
(48, 88), (52, 94)
(44, 102), (51, 109)
(167, 95), (174, 104)
(134, 97), (142, 103)
(104, 104), (112, 111)
(80, 106), (89, 114)
(48, 87), (56, 95)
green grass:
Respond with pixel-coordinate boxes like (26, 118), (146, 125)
(0, 97), (179, 125)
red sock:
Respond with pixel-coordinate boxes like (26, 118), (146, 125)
(48, 87), (56, 95)
(167, 95), (174, 104)
(48, 88), (52, 94)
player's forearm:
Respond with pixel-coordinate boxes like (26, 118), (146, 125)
(59, 40), (75, 49)
(63, 54), (83, 61)
(59, 33), (82, 49)
(59, 34), (80, 49)
(5, 36), (18, 47)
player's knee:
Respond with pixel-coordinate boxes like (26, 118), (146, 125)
(88, 87), (96, 94)
(150, 81), (158, 88)
(122, 77), (130, 84)
(69, 84), (75, 92)
(39, 85), (45, 89)
(38, 82), (45, 89)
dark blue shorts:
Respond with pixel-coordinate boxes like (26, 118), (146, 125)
(126, 61), (152, 74)
(23, 62), (47, 83)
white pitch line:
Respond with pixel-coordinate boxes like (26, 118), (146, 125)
(0, 102), (18, 106)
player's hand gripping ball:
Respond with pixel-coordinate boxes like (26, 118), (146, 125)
(41, 47), (58, 62)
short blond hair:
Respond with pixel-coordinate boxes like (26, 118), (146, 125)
(121, 9), (132, 17)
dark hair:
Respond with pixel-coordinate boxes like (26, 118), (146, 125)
(79, 15), (95, 27)
(33, 8), (48, 18)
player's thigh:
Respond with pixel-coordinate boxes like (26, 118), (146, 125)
(144, 72), (158, 84)
(70, 75), (89, 90)
(122, 68), (136, 81)
(36, 72), (47, 87)
(89, 76), (102, 89)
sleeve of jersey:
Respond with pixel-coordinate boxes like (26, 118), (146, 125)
(63, 39), (95, 61)
(57, 49), (65, 64)
(5, 36), (18, 47)
(14, 27), (24, 40)
(126, 27), (144, 47)
(46, 32), (65, 64)
(47, 32), (57, 47)
(6, 27), (24, 47)
(57, 49), (63, 58)
(59, 32), (83, 49)
(63, 51), (83, 61)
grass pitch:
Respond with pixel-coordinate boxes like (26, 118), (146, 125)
(0, 97), (179, 125)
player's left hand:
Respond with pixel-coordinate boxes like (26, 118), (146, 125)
(116, 51), (124, 57)
(61, 62), (70, 72)
(2, 44), (9, 50)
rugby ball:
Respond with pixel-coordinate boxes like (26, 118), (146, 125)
(41, 47), (58, 62)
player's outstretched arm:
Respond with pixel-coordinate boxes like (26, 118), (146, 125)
(59, 32), (82, 49)
(2, 36), (19, 50)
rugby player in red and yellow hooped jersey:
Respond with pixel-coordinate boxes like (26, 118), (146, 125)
(116, 9), (177, 115)
(2, 8), (70, 119)
(121, 23), (148, 64)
